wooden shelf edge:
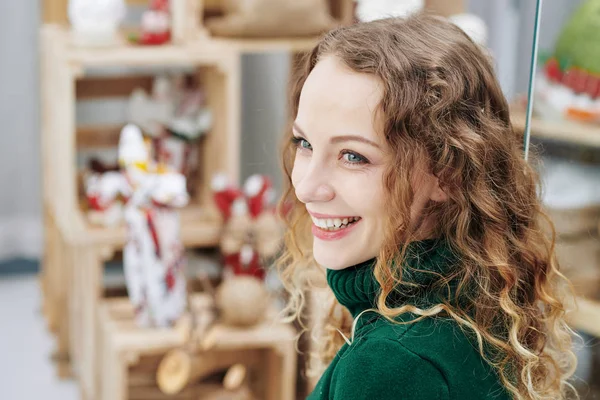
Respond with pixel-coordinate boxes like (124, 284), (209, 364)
(511, 110), (600, 148)
(103, 293), (295, 352)
(566, 296), (600, 338)
(56, 204), (222, 248)
(41, 24), (317, 67)
(207, 37), (318, 53)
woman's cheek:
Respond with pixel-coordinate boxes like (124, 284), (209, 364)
(291, 153), (306, 189)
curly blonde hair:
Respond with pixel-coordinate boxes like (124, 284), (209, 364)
(276, 13), (579, 400)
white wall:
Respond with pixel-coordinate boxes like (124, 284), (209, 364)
(0, 0), (42, 259)
(240, 53), (290, 192)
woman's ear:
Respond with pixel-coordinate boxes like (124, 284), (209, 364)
(430, 179), (448, 202)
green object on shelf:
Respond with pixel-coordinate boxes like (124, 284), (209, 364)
(537, 49), (552, 66)
(555, 0), (600, 74)
(128, 32), (140, 44)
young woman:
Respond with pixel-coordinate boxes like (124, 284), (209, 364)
(277, 13), (578, 400)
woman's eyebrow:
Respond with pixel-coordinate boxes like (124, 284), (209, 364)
(293, 122), (381, 149)
(330, 135), (381, 149)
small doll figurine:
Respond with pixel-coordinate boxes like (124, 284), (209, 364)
(130, 0), (172, 45)
(119, 123), (190, 328)
(211, 174), (282, 280)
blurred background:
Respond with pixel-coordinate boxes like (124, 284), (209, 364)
(1, 0), (599, 399)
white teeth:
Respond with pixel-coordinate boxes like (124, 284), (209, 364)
(312, 216), (360, 231)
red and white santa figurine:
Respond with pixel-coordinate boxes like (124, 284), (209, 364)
(212, 174), (282, 281)
(136, 0), (171, 45)
(119, 123), (190, 328)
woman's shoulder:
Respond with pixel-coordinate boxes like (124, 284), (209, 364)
(333, 333), (450, 400)
(351, 315), (511, 399)
(355, 314), (482, 358)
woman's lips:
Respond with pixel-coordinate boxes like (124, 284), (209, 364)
(311, 218), (361, 241)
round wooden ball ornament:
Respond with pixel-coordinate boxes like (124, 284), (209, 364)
(215, 276), (269, 327)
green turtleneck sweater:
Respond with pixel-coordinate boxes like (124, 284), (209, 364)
(307, 239), (511, 400)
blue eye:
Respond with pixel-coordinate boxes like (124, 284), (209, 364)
(292, 136), (312, 150)
(300, 139), (312, 149)
(342, 152), (367, 164)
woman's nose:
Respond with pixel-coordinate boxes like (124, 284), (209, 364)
(293, 165), (335, 204)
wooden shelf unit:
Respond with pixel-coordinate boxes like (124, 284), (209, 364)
(98, 294), (297, 400)
(40, 22), (242, 397)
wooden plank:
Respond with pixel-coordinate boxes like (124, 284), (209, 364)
(52, 24), (318, 65)
(511, 110), (600, 148)
(204, 0), (352, 20)
(67, 35), (228, 67)
(77, 125), (122, 149)
(126, 0), (153, 5)
(423, 0), (465, 17)
(77, 204), (223, 247)
(567, 296), (600, 337)
(76, 76), (154, 99)
(208, 36), (318, 53)
(43, 0), (69, 24)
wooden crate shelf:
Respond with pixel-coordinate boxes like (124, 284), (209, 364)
(98, 294), (298, 400)
(40, 21), (241, 398)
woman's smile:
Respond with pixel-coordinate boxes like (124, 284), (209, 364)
(308, 211), (363, 240)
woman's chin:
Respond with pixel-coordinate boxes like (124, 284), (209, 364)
(313, 249), (357, 271)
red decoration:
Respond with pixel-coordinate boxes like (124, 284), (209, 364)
(224, 251), (265, 280)
(131, 0), (171, 46)
(586, 75), (600, 99)
(544, 58), (563, 83)
(212, 174), (281, 280)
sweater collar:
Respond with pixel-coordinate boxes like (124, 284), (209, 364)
(326, 238), (459, 318)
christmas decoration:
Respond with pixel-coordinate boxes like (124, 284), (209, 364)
(68, 0), (126, 47)
(211, 173), (281, 280)
(129, 0), (172, 45)
(84, 171), (131, 227)
(128, 74), (211, 195)
(535, 0), (600, 124)
(215, 275), (269, 327)
(118, 123), (190, 328)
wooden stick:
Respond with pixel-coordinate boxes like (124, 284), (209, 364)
(223, 364), (246, 390)
(156, 348), (260, 395)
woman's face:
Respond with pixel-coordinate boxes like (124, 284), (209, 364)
(291, 56), (444, 270)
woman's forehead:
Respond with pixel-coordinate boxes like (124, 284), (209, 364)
(297, 56), (384, 140)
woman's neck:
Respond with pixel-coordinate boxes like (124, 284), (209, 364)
(326, 237), (459, 318)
